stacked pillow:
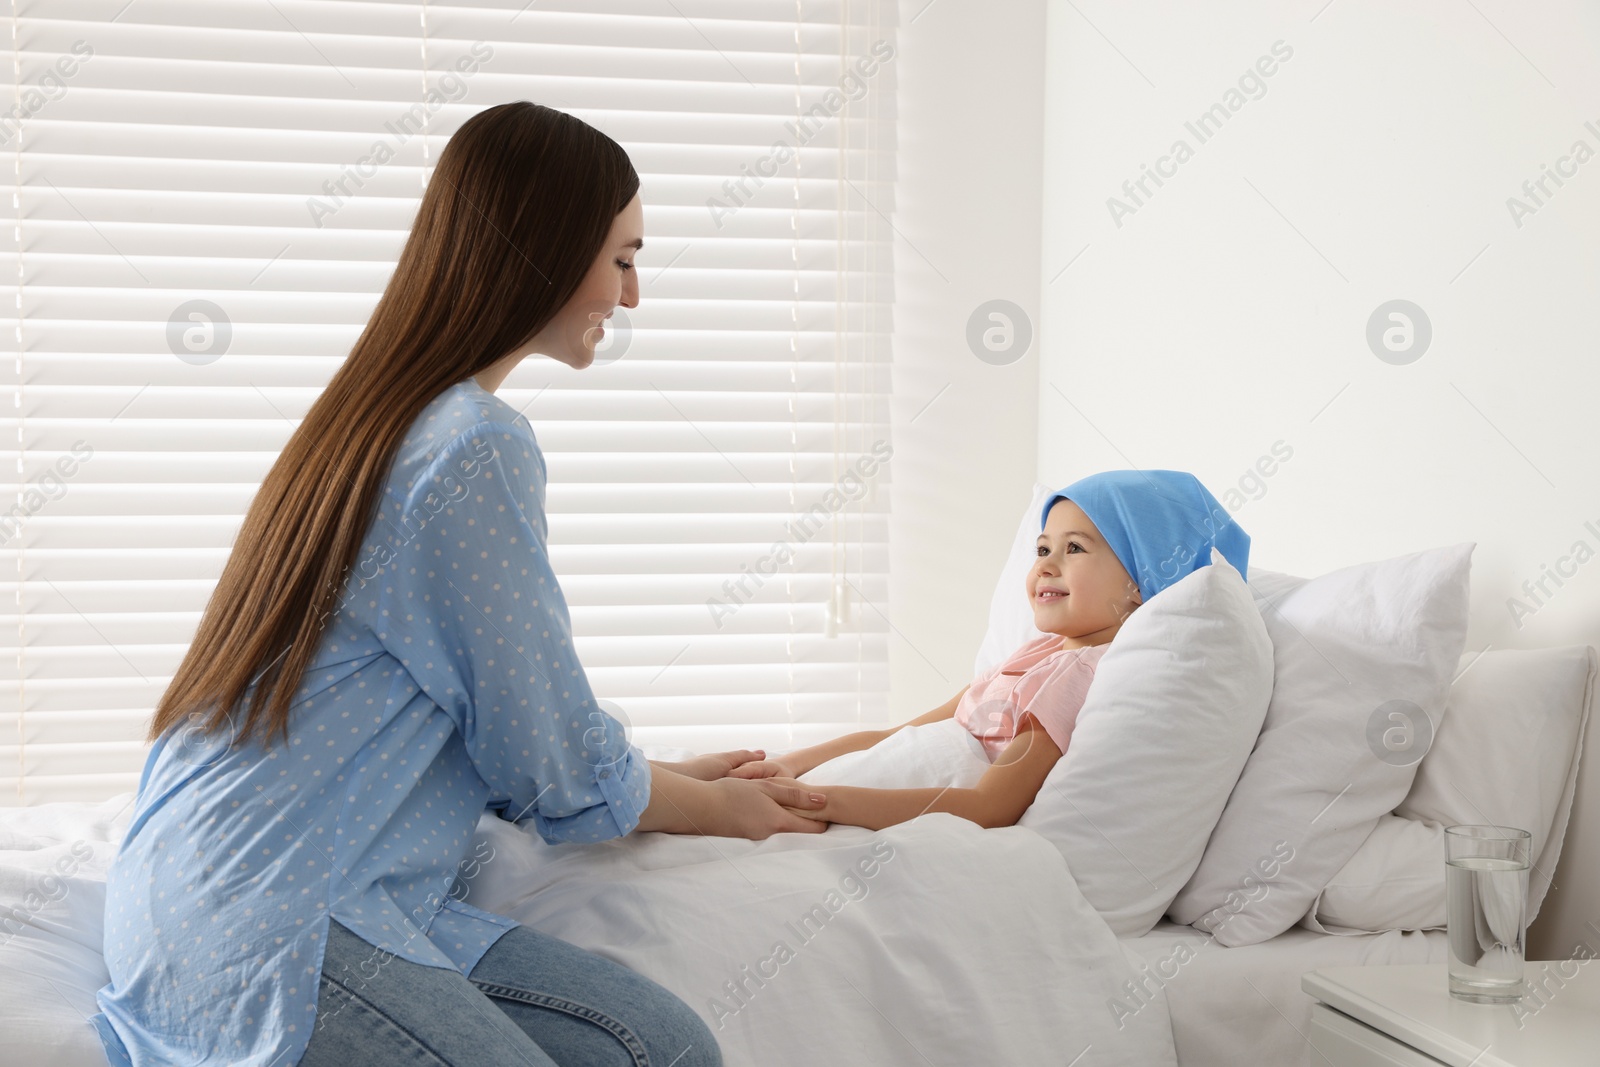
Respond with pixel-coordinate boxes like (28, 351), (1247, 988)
(1306, 645), (1595, 934)
(1167, 544), (1474, 946)
(973, 483), (1514, 944)
(971, 483), (1591, 945)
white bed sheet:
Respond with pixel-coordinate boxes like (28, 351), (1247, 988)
(0, 793), (133, 1067)
(1119, 920), (1448, 1067)
(464, 803), (1181, 1066)
(3, 788), (1182, 1067)
(0, 770), (1444, 1067)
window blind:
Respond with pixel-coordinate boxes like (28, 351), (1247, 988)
(1, 0), (898, 805)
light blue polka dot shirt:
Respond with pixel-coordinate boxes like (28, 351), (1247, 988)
(89, 379), (651, 1067)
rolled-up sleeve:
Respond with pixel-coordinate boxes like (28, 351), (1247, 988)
(368, 419), (650, 844)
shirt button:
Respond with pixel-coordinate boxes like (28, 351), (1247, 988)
(598, 769), (610, 779)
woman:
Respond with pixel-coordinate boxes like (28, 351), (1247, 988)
(89, 101), (830, 1067)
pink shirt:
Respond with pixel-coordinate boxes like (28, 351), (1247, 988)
(954, 637), (1109, 762)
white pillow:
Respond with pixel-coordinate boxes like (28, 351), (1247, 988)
(1404, 644), (1594, 919)
(1017, 548), (1274, 938)
(1167, 544), (1475, 946)
(1305, 813), (1448, 932)
(1309, 645), (1597, 933)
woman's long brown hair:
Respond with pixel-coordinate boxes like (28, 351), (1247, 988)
(147, 102), (639, 753)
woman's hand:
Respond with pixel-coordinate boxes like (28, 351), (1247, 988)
(724, 753), (801, 780)
(662, 749), (770, 782)
(638, 764), (829, 837)
(702, 777), (832, 839)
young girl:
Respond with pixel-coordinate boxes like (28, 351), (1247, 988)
(732, 469), (1251, 831)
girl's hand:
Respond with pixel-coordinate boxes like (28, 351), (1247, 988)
(667, 749), (770, 782)
(779, 791), (832, 822)
(704, 777), (831, 839)
(725, 753), (800, 780)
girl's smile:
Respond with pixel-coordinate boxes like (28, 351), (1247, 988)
(1029, 497), (1142, 649)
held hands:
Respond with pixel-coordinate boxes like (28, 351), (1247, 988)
(724, 752), (801, 780)
(666, 748), (780, 782)
(712, 750), (830, 824)
(707, 777), (833, 838)
(652, 748), (832, 837)
(778, 787), (831, 823)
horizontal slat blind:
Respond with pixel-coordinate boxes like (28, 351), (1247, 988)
(1, 0), (898, 804)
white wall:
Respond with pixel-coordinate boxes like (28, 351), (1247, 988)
(1040, 0), (1600, 957)
(887, 0), (1047, 719)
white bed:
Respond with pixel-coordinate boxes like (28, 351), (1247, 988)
(1, 789), (1191, 1067)
(4, 496), (1596, 1066)
(0, 770), (1572, 1067)
(2, 662), (1593, 1067)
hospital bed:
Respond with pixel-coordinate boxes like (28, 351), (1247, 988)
(3, 487), (1594, 1066)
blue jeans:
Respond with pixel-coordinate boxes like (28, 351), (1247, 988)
(298, 917), (722, 1067)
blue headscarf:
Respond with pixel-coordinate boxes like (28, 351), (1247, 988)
(1040, 470), (1250, 602)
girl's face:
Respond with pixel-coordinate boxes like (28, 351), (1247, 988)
(530, 192), (645, 370)
(1028, 498), (1142, 650)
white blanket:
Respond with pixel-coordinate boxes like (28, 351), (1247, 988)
(0, 724), (1180, 1066)
(798, 717), (995, 790)
(463, 724), (1179, 1066)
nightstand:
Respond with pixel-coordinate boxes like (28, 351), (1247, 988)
(1302, 963), (1599, 1066)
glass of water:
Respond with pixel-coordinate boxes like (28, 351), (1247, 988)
(1445, 824), (1531, 1003)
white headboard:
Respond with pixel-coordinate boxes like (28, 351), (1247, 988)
(1529, 659), (1600, 960)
